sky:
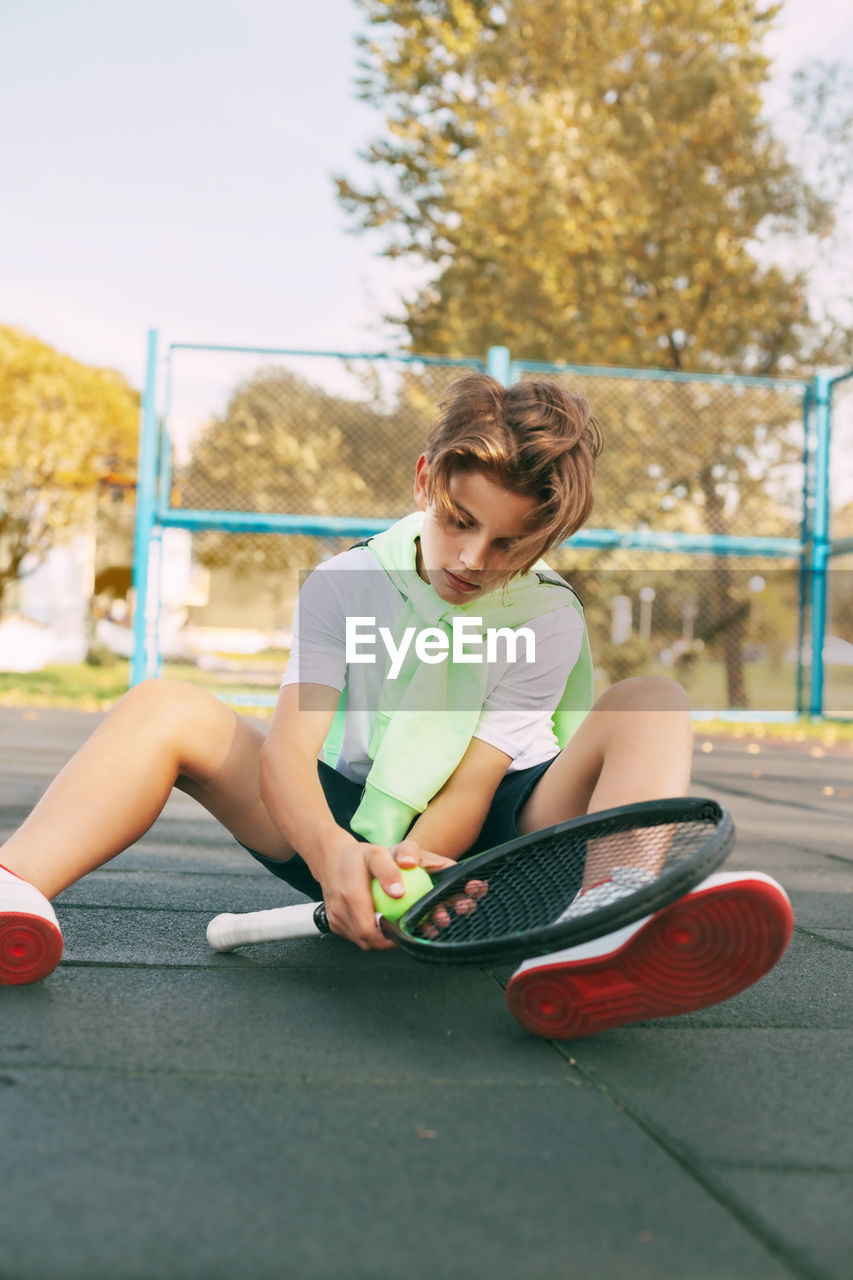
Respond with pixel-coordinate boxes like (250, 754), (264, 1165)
(2, 0), (853, 398)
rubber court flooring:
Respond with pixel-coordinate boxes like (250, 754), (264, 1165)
(0, 704), (851, 1280)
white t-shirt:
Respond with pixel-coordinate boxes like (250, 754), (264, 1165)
(281, 545), (586, 784)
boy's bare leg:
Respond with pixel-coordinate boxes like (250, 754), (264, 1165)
(0, 680), (295, 899)
(518, 676), (693, 890)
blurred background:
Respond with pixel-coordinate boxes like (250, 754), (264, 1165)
(1, 0), (851, 718)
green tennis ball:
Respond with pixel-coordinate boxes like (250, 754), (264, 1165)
(371, 866), (434, 920)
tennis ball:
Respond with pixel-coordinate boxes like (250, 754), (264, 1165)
(371, 866), (434, 920)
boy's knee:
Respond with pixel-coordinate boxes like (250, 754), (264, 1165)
(121, 678), (219, 728)
(597, 675), (690, 714)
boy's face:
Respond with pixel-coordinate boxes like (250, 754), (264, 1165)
(413, 458), (540, 604)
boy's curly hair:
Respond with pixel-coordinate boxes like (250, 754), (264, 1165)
(423, 374), (603, 572)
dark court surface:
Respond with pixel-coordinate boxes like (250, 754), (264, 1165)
(1, 704), (851, 1280)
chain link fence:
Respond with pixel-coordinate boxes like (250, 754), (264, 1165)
(517, 365), (806, 541)
(152, 347), (484, 705)
(167, 347), (481, 520)
(517, 363), (808, 716)
(825, 375), (853, 718)
(133, 341), (847, 717)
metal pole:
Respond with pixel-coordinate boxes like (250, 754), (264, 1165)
(808, 373), (831, 718)
(487, 346), (511, 387)
(130, 329), (160, 686)
(796, 384), (813, 717)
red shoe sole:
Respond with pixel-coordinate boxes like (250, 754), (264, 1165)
(506, 878), (794, 1040)
(0, 912), (63, 985)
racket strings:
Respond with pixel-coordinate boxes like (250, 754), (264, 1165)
(406, 816), (717, 943)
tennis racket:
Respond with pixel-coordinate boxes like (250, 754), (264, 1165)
(207, 797), (734, 963)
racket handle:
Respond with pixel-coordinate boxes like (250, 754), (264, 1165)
(206, 901), (330, 952)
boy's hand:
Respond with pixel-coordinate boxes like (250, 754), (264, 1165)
(384, 840), (489, 939)
(317, 835), (456, 951)
(418, 878), (489, 938)
(391, 839), (489, 939)
(387, 838), (457, 880)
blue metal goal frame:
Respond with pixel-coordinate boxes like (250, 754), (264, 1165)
(131, 330), (845, 719)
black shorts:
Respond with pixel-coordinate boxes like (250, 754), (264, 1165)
(245, 756), (555, 900)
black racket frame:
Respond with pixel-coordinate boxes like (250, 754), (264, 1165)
(346, 797), (736, 965)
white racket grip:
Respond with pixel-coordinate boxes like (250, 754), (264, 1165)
(207, 902), (325, 952)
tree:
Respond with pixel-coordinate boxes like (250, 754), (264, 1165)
(338, 0), (831, 373)
(0, 327), (140, 613)
(181, 358), (486, 566)
(336, 0), (837, 705)
(555, 372), (805, 704)
(789, 60), (853, 352)
(181, 364), (429, 590)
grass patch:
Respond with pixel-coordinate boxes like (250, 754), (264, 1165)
(0, 659), (851, 742)
(0, 663), (133, 710)
(0, 661), (278, 716)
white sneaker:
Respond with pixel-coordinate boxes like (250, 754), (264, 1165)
(555, 865), (656, 922)
(0, 864), (63, 985)
(506, 871), (794, 1039)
